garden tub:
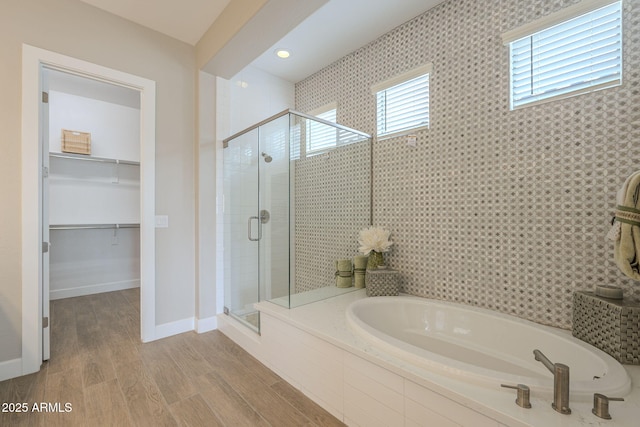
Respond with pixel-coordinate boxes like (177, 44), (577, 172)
(346, 296), (631, 399)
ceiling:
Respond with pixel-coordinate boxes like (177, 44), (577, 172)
(48, 68), (141, 109)
(80, 0), (446, 83)
(79, 0), (231, 45)
(251, 0), (446, 82)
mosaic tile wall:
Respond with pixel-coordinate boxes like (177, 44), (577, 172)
(294, 141), (371, 292)
(295, 0), (640, 328)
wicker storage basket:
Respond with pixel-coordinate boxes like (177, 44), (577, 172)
(365, 267), (400, 297)
(572, 291), (640, 365)
(61, 129), (91, 155)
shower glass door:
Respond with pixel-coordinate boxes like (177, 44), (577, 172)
(223, 128), (260, 331)
(223, 114), (291, 332)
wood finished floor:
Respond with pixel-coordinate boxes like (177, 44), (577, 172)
(0, 289), (345, 427)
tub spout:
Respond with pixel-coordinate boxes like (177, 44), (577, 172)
(533, 349), (571, 414)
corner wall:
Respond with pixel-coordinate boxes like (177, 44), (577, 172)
(196, 71), (219, 331)
(295, 0), (640, 328)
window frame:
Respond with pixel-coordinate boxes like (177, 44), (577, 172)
(371, 63), (432, 139)
(503, 0), (622, 110)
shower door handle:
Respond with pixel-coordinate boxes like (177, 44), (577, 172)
(248, 216), (260, 241)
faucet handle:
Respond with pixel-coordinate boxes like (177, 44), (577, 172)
(501, 384), (532, 408)
(592, 393), (624, 420)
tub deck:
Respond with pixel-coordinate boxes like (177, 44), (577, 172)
(218, 290), (640, 426)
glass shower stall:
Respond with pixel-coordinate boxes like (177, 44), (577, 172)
(222, 110), (371, 332)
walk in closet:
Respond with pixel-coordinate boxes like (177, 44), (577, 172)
(46, 69), (141, 300)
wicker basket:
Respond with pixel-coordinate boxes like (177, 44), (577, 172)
(572, 291), (640, 365)
(61, 129), (91, 155)
(365, 267), (400, 297)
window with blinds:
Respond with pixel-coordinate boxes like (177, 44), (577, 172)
(290, 124), (301, 160)
(508, 1), (622, 109)
(306, 108), (337, 154)
(374, 68), (430, 137)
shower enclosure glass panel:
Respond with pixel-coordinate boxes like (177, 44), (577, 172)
(257, 115), (291, 307)
(223, 110), (371, 332)
(223, 128), (261, 331)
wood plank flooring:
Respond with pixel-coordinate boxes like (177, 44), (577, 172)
(0, 289), (345, 427)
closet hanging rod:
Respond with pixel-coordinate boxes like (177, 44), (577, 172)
(49, 152), (140, 166)
(49, 223), (140, 230)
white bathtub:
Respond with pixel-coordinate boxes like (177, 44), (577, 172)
(346, 296), (631, 400)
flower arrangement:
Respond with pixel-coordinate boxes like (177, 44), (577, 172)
(358, 226), (393, 255)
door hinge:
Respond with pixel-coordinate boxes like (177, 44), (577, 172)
(43, 317), (49, 328)
(42, 166), (49, 178)
(42, 91), (49, 103)
(42, 242), (49, 253)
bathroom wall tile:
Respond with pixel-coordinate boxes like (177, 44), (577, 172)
(294, 142), (371, 293)
(296, 0), (640, 328)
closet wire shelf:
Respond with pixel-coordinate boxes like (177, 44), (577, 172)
(49, 224), (140, 230)
(49, 152), (140, 166)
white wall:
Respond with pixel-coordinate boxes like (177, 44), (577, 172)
(0, 0), (195, 365)
(48, 86), (141, 225)
(49, 228), (140, 299)
(48, 90), (140, 161)
(48, 158), (140, 225)
(196, 71), (219, 329)
(227, 65), (295, 134)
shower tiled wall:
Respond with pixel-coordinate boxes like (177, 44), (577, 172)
(294, 142), (371, 292)
(295, 0), (640, 328)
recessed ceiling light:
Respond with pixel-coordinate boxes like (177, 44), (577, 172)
(275, 49), (290, 59)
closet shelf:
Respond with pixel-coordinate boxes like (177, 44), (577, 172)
(50, 152), (140, 166)
(50, 223), (140, 230)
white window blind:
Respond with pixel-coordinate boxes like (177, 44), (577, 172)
(306, 108), (337, 154)
(509, 1), (621, 109)
(290, 124), (301, 160)
(375, 72), (429, 136)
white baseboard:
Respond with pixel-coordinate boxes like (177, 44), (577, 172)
(154, 317), (195, 340)
(0, 358), (22, 382)
(50, 280), (140, 300)
(196, 316), (217, 333)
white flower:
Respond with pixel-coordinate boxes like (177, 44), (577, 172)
(358, 226), (393, 255)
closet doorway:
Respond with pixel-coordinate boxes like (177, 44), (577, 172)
(21, 45), (157, 376)
(43, 68), (142, 359)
